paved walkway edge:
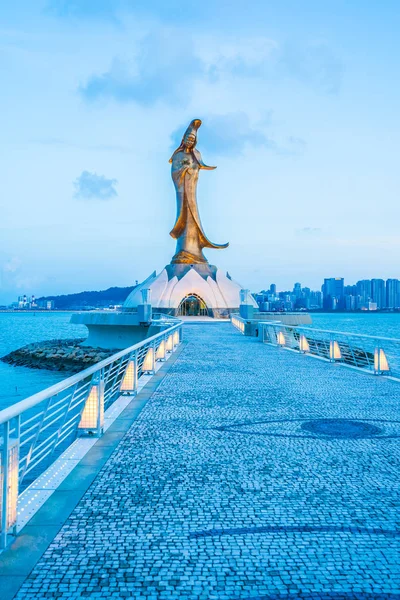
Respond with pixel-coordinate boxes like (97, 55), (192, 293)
(0, 342), (187, 600)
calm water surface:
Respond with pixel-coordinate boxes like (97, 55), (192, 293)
(0, 312), (86, 410)
(310, 313), (400, 338)
(0, 311), (399, 411)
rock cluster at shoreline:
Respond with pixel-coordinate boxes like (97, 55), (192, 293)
(1, 339), (119, 374)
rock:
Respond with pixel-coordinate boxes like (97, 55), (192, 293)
(0, 338), (117, 374)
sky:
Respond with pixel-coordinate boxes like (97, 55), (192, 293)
(1, 1), (400, 303)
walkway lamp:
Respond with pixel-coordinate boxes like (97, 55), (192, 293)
(173, 330), (180, 347)
(374, 347), (390, 375)
(156, 339), (166, 362)
(166, 334), (174, 353)
(329, 340), (342, 362)
(78, 372), (104, 436)
(142, 345), (155, 374)
(120, 356), (138, 395)
(276, 331), (286, 346)
(299, 334), (310, 353)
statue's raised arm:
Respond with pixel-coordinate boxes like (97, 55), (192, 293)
(169, 119), (229, 265)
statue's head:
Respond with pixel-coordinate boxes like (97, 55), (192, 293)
(183, 131), (197, 149)
(170, 119), (202, 162)
(169, 118), (215, 170)
(183, 119), (201, 149)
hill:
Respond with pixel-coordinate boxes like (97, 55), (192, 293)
(37, 286), (135, 310)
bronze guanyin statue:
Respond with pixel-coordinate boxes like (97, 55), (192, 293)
(169, 119), (228, 264)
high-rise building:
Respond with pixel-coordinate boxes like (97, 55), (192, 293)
(345, 284), (357, 296)
(386, 279), (400, 309)
(371, 279), (386, 309)
(309, 291), (322, 309)
(322, 278), (345, 310)
(293, 282), (302, 298)
(356, 280), (372, 307)
(345, 295), (356, 311)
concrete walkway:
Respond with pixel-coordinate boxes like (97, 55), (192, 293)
(7, 323), (400, 598)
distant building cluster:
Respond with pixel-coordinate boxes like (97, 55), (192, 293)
(255, 284), (322, 312)
(256, 278), (400, 312)
(6, 292), (124, 311)
(12, 295), (54, 310)
(322, 278), (400, 311)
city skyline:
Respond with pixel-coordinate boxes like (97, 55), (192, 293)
(1, 2), (400, 303)
(258, 276), (400, 312)
(7, 275), (400, 312)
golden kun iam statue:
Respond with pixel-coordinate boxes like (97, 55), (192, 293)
(169, 119), (229, 264)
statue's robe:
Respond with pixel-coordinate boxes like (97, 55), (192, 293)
(170, 148), (228, 264)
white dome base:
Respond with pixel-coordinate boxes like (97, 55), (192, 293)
(123, 263), (258, 318)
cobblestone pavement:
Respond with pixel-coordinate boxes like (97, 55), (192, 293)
(16, 324), (400, 599)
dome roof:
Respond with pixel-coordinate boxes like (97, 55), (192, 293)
(123, 264), (258, 311)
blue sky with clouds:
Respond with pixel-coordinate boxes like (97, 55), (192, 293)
(1, 1), (399, 302)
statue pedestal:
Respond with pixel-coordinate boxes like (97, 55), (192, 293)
(123, 263), (258, 318)
(70, 312), (166, 350)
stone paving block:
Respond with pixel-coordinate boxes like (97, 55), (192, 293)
(11, 324), (400, 599)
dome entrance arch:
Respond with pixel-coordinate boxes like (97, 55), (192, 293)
(177, 294), (209, 317)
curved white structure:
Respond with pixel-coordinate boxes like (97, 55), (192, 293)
(124, 264), (258, 318)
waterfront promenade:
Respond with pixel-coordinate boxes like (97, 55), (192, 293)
(3, 322), (400, 598)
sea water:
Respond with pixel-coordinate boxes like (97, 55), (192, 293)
(0, 312), (86, 411)
(0, 311), (400, 411)
(309, 312), (400, 338)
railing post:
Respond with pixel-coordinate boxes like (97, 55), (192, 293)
(261, 324), (269, 344)
(78, 370), (104, 437)
(152, 340), (156, 372)
(120, 351), (138, 395)
(0, 419), (19, 549)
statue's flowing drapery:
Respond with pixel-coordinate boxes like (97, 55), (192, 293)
(169, 119), (228, 264)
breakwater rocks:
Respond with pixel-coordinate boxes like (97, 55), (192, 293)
(1, 339), (119, 374)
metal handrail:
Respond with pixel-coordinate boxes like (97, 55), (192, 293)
(256, 321), (400, 379)
(296, 325), (400, 344)
(0, 323), (181, 426)
(152, 312), (180, 322)
(0, 320), (183, 548)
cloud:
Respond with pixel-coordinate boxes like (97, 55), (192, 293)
(171, 113), (278, 157)
(73, 171), (117, 200)
(280, 42), (343, 94)
(3, 257), (22, 273)
(46, 0), (125, 20)
(0, 257), (41, 296)
(296, 227), (322, 235)
(33, 138), (133, 154)
(79, 31), (203, 106)
(205, 37), (343, 95)
(79, 27), (342, 110)
(170, 113), (307, 157)
(204, 37), (279, 82)
(287, 136), (307, 152)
